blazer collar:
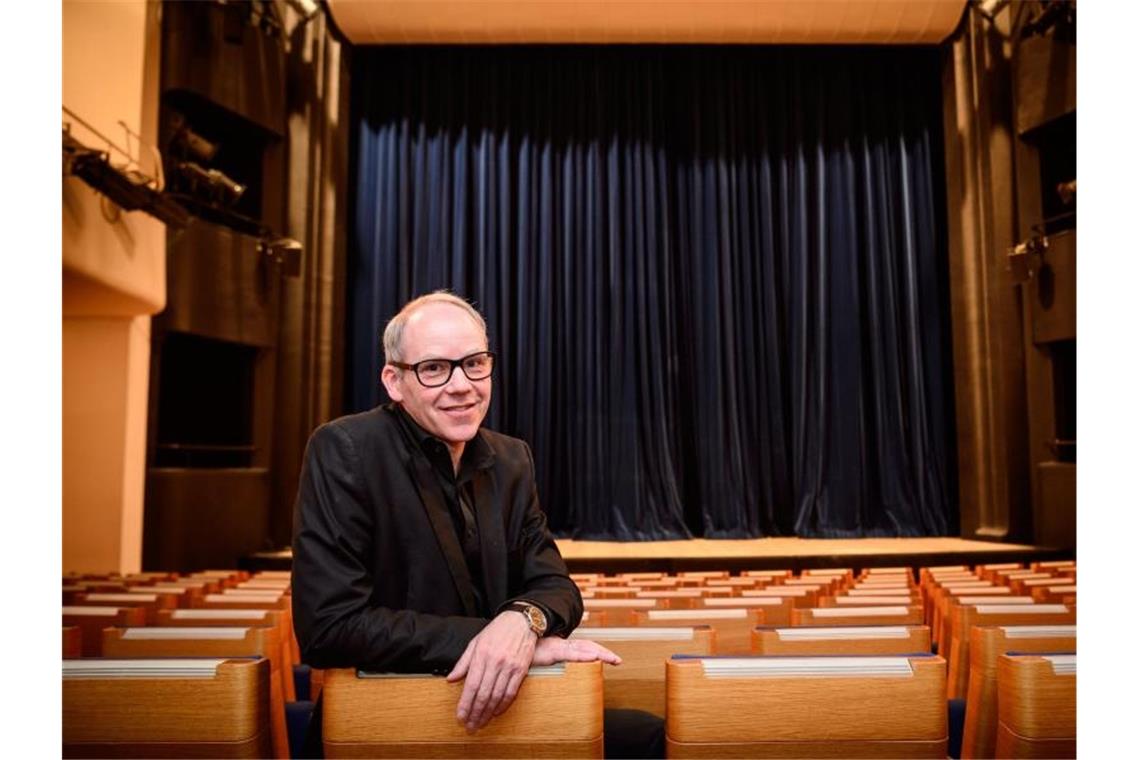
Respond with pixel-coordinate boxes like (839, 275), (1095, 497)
(391, 403), (496, 473)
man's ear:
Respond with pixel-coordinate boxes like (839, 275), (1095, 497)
(381, 365), (404, 402)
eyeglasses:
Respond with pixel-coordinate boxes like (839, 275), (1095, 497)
(390, 351), (496, 388)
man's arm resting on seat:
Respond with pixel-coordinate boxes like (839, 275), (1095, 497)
(445, 612), (622, 732)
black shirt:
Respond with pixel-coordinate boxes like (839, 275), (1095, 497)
(392, 404), (561, 631)
(394, 405), (491, 615)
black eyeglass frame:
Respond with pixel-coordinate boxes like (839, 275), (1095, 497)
(390, 350), (496, 388)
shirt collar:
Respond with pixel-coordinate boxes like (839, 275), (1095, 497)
(390, 402), (495, 472)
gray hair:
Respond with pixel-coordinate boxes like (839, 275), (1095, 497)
(382, 290), (489, 364)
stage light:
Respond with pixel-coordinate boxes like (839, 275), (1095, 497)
(174, 161), (246, 207)
(1007, 235), (1049, 284)
(168, 112), (219, 163)
(259, 237), (303, 278)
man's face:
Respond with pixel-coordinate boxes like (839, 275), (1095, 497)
(381, 302), (491, 449)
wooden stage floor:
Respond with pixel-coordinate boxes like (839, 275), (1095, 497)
(554, 536), (1072, 574)
(245, 536), (1072, 574)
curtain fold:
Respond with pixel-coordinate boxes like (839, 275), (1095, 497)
(348, 45), (957, 539)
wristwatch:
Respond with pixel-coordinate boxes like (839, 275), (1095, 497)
(505, 602), (548, 637)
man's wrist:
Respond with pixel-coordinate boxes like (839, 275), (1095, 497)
(503, 601), (548, 637)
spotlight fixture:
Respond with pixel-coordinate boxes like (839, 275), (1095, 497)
(1056, 179), (1076, 206)
(174, 161), (246, 207)
(1007, 235), (1049, 284)
(167, 111), (219, 163)
(259, 237), (303, 277)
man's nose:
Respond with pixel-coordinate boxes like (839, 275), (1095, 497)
(444, 365), (476, 393)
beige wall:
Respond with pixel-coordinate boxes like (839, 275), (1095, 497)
(63, 0), (165, 573)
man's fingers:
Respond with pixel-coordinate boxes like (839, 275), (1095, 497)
(567, 639), (622, 665)
(447, 640), (475, 682)
(479, 668), (514, 725)
(455, 655), (486, 723)
(591, 642), (622, 665)
(466, 660), (503, 731)
(493, 669), (527, 717)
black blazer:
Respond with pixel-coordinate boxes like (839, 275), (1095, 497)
(291, 404), (583, 674)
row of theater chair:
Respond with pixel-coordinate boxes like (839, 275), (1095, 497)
(62, 569), (308, 759)
(63, 626), (1073, 758)
(63, 562), (1074, 758)
(323, 561), (1074, 757)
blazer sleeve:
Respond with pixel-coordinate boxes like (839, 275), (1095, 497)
(291, 422), (487, 673)
(498, 441), (584, 637)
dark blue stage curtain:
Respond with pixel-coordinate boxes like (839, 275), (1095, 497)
(348, 46), (956, 540)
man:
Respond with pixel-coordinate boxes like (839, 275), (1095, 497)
(292, 291), (620, 736)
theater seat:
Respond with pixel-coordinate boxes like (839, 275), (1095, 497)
(101, 626), (290, 759)
(665, 654), (947, 758)
(946, 604), (1075, 700)
(321, 661), (604, 758)
(634, 608), (765, 654)
(751, 625), (931, 656)
(62, 658), (272, 759)
(961, 625), (1077, 759)
(63, 626), (82, 659)
(570, 626), (715, 716)
(790, 604), (923, 627)
(63, 606), (147, 657)
(995, 654), (1075, 760)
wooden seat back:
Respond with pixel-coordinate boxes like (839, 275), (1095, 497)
(960, 625), (1076, 760)
(633, 608), (765, 654)
(570, 626), (715, 716)
(790, 605), (923, 627)
(937, 591), (1027, 655)
(665, 655), (947, 758)
(740, 586), (821, 609)
(589, 587), (638, 599)
(751, 625), (931, 656)
(101, 627), (289, 758)
(1030, 584), (1077, 604)
(931, 584), (1005, 646)
(1029, 560), (1075, 573)
(63, 626), (82, 659)
(995, 654), (1076, 760)
(322, 661), (604, 758)
(63, 606), (147, 657)
(192, 593), (298, 667)
(582, 598), (658, 626)
(63, 657), (272, 758)
(702, 578), (765, 594)
(700, 596), (794, 626)
(946, 604), (1075, 699)
(819, 594), (919, 607)
(72, 592), (175, 625)
(977, 564), (1022, 582)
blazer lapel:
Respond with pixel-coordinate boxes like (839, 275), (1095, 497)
(408, 455), (479, 617)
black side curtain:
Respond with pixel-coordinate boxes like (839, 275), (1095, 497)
(348, 45), (957, 539)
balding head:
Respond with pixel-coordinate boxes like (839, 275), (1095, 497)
(383, 291), (488, 364)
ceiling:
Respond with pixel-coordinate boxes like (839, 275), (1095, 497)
(326, 0), (967, 45)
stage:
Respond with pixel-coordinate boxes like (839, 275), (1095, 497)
(244, 537), (1072, 575)
(556, 536), (1071, 573)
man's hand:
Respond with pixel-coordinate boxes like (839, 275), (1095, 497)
(446, 610), (538, 732)
(531, 636), (622, 667)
